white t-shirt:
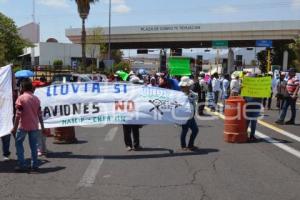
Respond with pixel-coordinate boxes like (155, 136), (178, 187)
(230, 79), (240, 93)
(212, 78), (221, 92)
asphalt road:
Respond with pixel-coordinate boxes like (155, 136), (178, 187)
(0, 101), (300, 200)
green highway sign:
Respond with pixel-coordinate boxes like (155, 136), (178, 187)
(212, 40), (229, 49)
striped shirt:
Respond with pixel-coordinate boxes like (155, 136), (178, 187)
(286, 76), (299, 96)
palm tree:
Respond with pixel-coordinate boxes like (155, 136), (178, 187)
(75, 0), (99, 71)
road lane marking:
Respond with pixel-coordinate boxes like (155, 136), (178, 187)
(214, 103), (300, 143)
(204, 108), (300, 159)
(255, 131), (300, 159)
(104, 127), (118, 141)
(257, 120), (300, 143)
(78, 157), (104, 187)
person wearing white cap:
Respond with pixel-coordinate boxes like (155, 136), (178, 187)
(178, 76), (199, 151)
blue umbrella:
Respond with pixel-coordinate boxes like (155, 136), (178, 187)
(15, 70), (35, 78)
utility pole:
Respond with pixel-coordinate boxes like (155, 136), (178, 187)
(108, 0), (112, 72)
(31, 0), (36, 69)
(32, 0), (36, 22)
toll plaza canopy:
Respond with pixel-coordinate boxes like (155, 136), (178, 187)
(66, 20), (300, 49)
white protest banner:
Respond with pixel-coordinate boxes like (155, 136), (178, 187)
(0, 65), (13, 137)
(34, 83), (193, 128)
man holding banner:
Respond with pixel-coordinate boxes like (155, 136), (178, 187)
(0, 65), (14, 161)
(241, 74), (270, 141)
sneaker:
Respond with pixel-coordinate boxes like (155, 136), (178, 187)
(187, 146), (199, 151)
(181, 147), (188, 151)
(275, 120), (284, 125)
(132, 146), (142, 151)
(3, 156), (10, 161)
(38, 151), (43, 157)
(285, 120), (295, 125)
(126, 146), (132, 151)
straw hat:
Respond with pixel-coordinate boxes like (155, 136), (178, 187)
(178, 76), (194, 87)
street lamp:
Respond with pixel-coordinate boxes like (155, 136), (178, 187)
(108, 0), (111, 61)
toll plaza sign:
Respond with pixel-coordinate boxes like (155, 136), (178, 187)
(212, 40), (229, 49)
(34, 83), (193, 128)
(256, 40), (273, 47)
(140, 25), (201, 32)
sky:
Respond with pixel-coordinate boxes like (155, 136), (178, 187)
(0, 0), (300, 44)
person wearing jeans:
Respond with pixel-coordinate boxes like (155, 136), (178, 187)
(181, 118), (199, 149)
(179, 76), (199, 151)
(245, 97), (262, 142)
(15, 130), (39, 168)
(277, 97), (297, 124)
(276, 68), (299, 125)
(1, 134), (11, 160)
(11, 79), (44, 172)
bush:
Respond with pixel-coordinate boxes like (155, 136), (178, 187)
(53, 60), (63, 71)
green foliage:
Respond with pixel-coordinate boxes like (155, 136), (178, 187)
(272, 43), (296, 68)
(0, 12), (31, 66)
(257, 50), (274, 73)
(53, 59), (63, 71)
(291, 37), (300, 71)
(12, 65), (22, 73)
(75, 0), (99, 20)
(111, 49), (123, 64)
(113, 61), (131, 72)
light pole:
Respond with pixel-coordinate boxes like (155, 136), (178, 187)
(108, 0), (112, 71)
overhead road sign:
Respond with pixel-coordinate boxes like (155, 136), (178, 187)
(256, 40), (273, 47)
(212, 40), (228, 49)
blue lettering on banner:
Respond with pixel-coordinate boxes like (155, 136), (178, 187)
(46, 83), (129, 97)
(72, 84), (80, 94)
(114, 84), (127, 94)
(61, 84), (69, 95)
(92, 83), (100, 93)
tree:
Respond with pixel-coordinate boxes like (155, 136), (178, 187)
(0, 12), (31, 66)
(53, 60), (63, 71)
(291, 37), (300, 71)
(114, 60), (131, 72)
(86, 27), (105, 72)
(272, 43), (296, 68)
(111, 49), (123, 64)
(257, 49), (274, 73)
(74, 0), (99, 71)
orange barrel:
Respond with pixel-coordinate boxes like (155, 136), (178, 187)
(224, 96), (248, 143)
(53, 126), (77, 144)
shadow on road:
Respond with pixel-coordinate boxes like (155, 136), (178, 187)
(47, 148), (219, 160)
(0, 159), (65, 174)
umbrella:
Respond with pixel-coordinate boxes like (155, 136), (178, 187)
(15, 70), (35, 78)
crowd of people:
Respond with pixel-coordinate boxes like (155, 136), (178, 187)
(1, 67), (299, 172)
